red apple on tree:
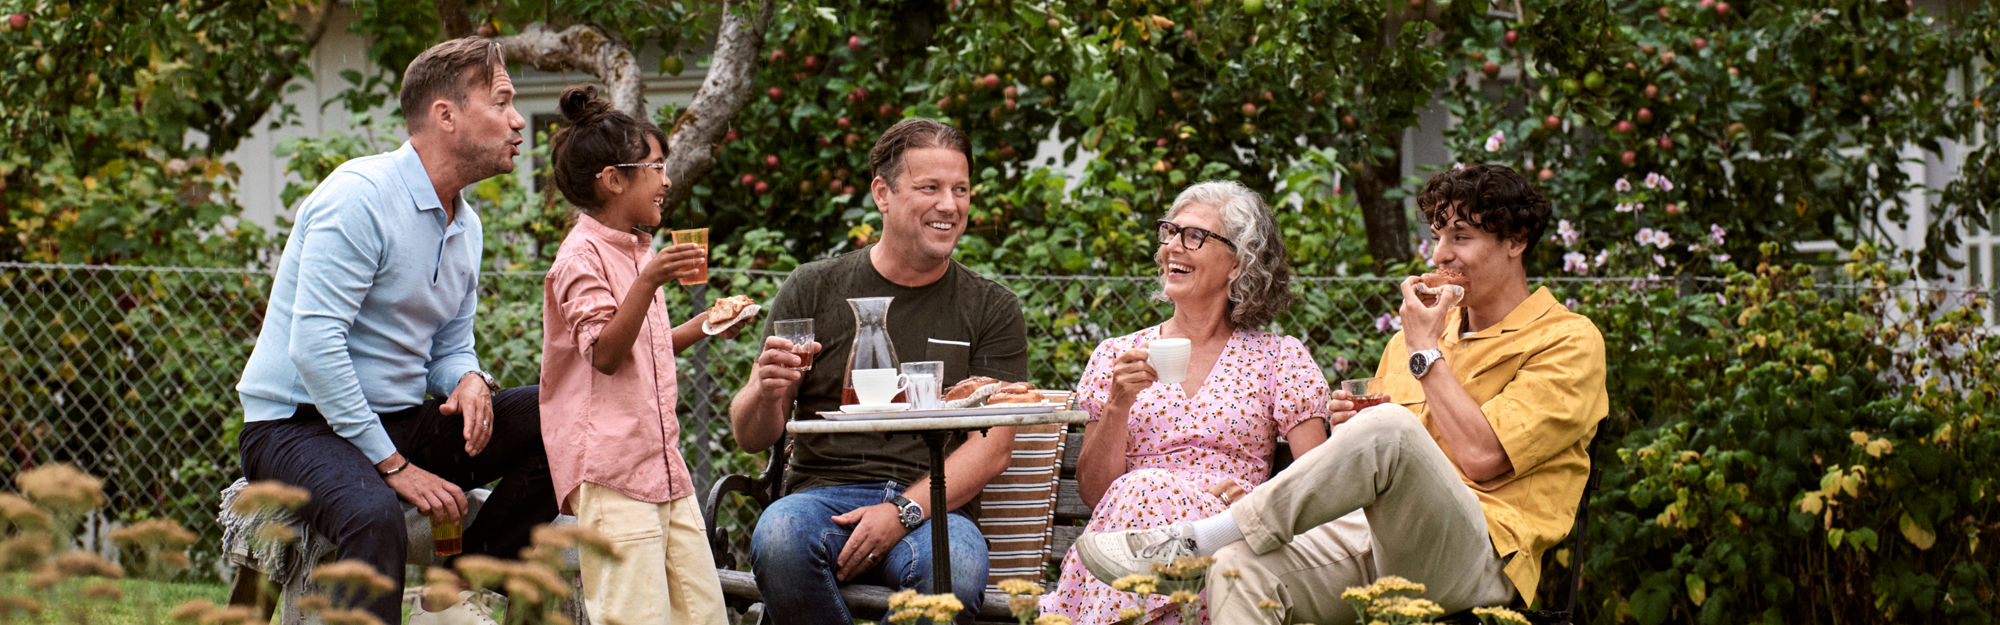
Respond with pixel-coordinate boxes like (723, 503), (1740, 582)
(878, 103), (895, 117)
(1543, 115), (1562, 130)
(741, 173), (757, 187)
(1504, 30), (1518, 46)
(1715, 2), (1730, 16)
(1538, 168), (1556, 181)
(1242, 102), (1258, 116)
(770, 49), (786, 64)
(1665, 203), (1680, 215)
(1644, 84), (1660, 99)
(848, 35), (863, 52)
(837, 116), (851, 129)
(981, 74), (1000, 90)
(1621, 151), (1638, 167)
(803, 55), (821, 71)
(1692, 37), (1708, 51)
(765, 155), (780, 168)
(1615, 120), (1636, 134)
(1482, 61), (1500, 79)
(1003, 85), (1018, 99)
(753, 181), (770, 195)
(1658, 136), (1674, 150)
(1041, 74), (1056, 87)
(767, 86), (783, 101)
(1636, 108), (1654, 124)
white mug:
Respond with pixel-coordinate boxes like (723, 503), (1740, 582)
(1148, 338), (1192, 385)
(851, 368), (909, 406)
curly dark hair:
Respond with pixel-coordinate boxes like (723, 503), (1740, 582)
(1416, 164), (1553, 256)
(547, 85), (667, 214)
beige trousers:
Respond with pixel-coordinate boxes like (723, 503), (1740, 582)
(574, 482), (727, 625)
(1206, 405), (1517, 624)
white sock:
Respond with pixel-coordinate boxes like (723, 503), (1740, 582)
(1188, 512), (1245, 557)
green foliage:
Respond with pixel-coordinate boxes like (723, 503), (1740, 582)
(0, 1), (313, 264)
(1579, 243), (1999, 623)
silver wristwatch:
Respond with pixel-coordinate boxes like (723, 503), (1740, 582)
(470, 370), (500, 392)
(1408, 349), (1444, 379)
(890, 496), (925, 530)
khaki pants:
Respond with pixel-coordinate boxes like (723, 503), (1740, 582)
(575, 482), (727, 625)
(1206, 405), (1517, 624)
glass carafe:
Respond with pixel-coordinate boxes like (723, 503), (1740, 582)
(842, 296), (899, 405)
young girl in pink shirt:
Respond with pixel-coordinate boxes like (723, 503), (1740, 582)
(539, 85), (745, 624)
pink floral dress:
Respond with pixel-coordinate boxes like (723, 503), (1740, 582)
(1040, 326), (1329, 624)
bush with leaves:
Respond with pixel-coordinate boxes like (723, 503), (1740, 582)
(1582, 242), (1998, 623)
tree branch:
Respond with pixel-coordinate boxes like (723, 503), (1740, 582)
(660, 0), (775, 216)
(496, 23), (646, 117)
(205, 0), (335, 156)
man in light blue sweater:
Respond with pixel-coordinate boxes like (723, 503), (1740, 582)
(235, 37), (553, 624)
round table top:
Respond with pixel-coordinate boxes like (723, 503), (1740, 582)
(786, 409), (1088, 434)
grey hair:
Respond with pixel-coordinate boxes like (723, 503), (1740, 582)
(1153, 180), (1295, 328)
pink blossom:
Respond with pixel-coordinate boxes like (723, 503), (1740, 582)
(1333, 356), (1352, 372)
(1615, 202), (1636, 213)
(1643, 172), (1675, 192)
(1484, 130), (1505, 152)
(1594, 249), (1610, 267)
(1375, 312), (1402, 333)
(1563, 252), (1590, 274)
(1709, 223), (1727, 247)
(1652, 230), (1673, 248)
(1653, 254), (1667, 267)
(1712, 253), (1731, 263)
(1615, 178), (1632, 192)
(1557, 219), (1580, 247)
(1635, 228), (1656, 245)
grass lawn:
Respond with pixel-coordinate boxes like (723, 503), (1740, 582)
(2, 574), (231, 624)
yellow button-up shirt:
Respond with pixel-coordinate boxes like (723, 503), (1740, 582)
(1376, 286), (1608, 601)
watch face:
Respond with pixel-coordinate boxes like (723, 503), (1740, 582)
(1409, 352), (1428, 377)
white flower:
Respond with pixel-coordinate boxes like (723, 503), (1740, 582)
(1615, 178), (1632, 192)
(1642, 172), (1673, 191)
(1453, 162), (1466, 171)
(1652, 230), (1673, 248)
(1712, 253), (1731, 264)
(1653, 254), (1667, 267)
(1635, 228), (1656, 245)
(1375, 312), (1402, 333)
(1563, 252), (1589, 274)
(1484, 130), (1505, 152)
(1594, 249), (1610, 267)
(1615, 202), (1635, 213)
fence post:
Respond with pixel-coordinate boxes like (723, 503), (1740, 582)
(687, 283), (714, 497)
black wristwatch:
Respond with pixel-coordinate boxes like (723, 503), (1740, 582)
(890, 495), (925, 530)
(1408, 348), (1444, 379)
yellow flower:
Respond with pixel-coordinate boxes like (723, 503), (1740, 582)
(82, 580), (123, 600)
(16, 464), (106, 514)
(1114, 607), (1145, 623)
(319, 608), (388, 625)
(886, 588), (920, 608)
(423, 568), (466, 608)
(109, 518), (199, 550)
(0, 493), (51, 530)
(1110, 573), (1159, 594)
(255, 523), (298, 545)
(231, 481), (310, 515)
(310, 560), (393, 594)
(998, 578), (1045, 596)
(1473, 605), (1532, 625)
(453, 554), (513, 589)
(293, 594), (332, 613)
(1257, 599), (1283, 610)
(1219, 568), (1243, 580)
(1367, 575), (1426, 597)
(1169, 590), (1199, 604)
(1035, 615), (1075, 625)
(168, 598), (217, 623)
(50, 550), (125, 579)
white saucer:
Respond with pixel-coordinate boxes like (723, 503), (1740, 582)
(840, 403), (909, 414)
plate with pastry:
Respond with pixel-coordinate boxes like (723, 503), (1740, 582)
(942, 375), (1003, 409)
(1412, 268), (1469, 306)
(701, 294), (760, 335)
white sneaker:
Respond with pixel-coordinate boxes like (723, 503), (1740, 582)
(407, 590), (498, 625)
(1074, 522), (1197, 584)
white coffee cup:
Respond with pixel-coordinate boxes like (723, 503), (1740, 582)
(851, 368), (909, 406)
(1148, 338), (1192, 385)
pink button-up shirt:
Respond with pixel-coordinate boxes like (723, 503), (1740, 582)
(539, 213), (693, 514)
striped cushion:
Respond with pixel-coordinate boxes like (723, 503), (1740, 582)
(978, 423), (1067, 591)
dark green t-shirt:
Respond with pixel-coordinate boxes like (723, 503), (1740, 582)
(762, 248), (1029, 515)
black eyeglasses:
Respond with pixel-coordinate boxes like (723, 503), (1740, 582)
(1157, 219), (1236, 251)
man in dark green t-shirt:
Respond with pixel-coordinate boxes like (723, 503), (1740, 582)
(728, 118), (1029, 624)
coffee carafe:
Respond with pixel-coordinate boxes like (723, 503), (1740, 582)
(842, 296), (898, 405)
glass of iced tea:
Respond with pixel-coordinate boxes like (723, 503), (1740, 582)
(1342, 377), (1389, 411)
(670, 228), (709, 285)
(774, 318), (814, 371)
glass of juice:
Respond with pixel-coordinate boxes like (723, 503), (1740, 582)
(1342, 377), (1389, 411)
(670, 228), (709, 286)
(432, 514), (463, 557)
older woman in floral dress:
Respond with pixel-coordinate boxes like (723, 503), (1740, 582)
(1040, 181), (1330, 624)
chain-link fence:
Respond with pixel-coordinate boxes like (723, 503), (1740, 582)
(20, 261), (1972, 580)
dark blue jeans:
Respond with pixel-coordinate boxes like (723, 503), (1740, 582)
(238, 385), (555, 623)
(750, 482), (989, 625)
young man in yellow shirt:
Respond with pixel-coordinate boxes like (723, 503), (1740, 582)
(1075, 163), (1609, 623)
